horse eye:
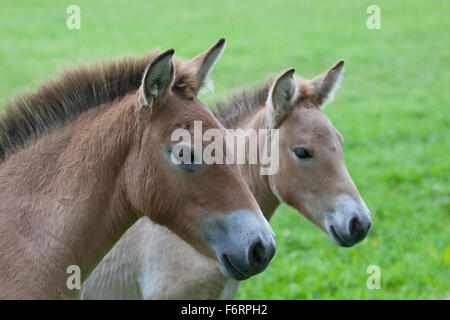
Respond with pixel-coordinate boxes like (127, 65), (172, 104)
(293, 147), (312, 159)
(173, 82), (187, 90)
(177, 147), (195, 165)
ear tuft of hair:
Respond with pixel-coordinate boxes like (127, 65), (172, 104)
(142, 48), (175, 108)
(188, 38), (226, 94)
(266, 68), (297, 128)
(313, 60), (345, 107)
(198, 77), (215, 94)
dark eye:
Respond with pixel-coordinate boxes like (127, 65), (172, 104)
(173, 82), (187, 90)
(293, 147), (312, 159)
(177, 147), (195, 165)
(168, 143), (200, 173)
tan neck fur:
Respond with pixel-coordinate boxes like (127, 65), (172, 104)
(0, 94), (140, 299)
(236, 107), (280, 221)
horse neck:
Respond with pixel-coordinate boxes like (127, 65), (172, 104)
(0, 96), (139, 297)
(235, 107), (280, 221)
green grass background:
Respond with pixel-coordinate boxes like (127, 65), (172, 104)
(0, 0), (448, 299)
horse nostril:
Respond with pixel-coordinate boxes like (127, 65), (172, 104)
(249, 240), (266, 268)
(349, 217), (362, 237)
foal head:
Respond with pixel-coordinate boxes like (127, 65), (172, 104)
(125, 40), (275, 280)
(265, 62), (371, 247)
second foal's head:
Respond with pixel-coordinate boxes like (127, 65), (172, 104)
(265, 62), (372, 247)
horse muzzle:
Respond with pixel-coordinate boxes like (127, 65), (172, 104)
(203, 210), (276, 280)
(324, 194), (372, 247)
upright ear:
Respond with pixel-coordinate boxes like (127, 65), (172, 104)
(141, 48), (175, 109)
(266, 68), (297, 128)
(311, 60), (344, 107)
(187, 38), (226, 94)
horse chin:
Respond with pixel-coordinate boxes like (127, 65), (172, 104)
(326, 225), (355, 247)
(218, 254), (250, 281)
(297, 209), (356, 247)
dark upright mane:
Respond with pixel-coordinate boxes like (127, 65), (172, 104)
(0, 52), (159, 161)
(213, 77), (274, 128)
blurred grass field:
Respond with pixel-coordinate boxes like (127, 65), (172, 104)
(0, 0), (448, 299)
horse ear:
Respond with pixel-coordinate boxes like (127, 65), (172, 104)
(141, 48), (175, 109)
(266, 68), (297, 128)
(188, 38), (226, 94)
(311, 60), (344, 107)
